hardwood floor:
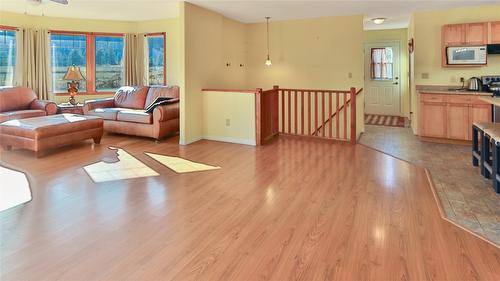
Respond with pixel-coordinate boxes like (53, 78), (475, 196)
(1, 134), (499, 280)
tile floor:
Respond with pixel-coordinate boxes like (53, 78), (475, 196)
(359, 125), (500, 245)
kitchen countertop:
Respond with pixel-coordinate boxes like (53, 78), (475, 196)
(418, 89), (492, 96)
(416, 85), (492, 96)
(478, 96), (500, 106)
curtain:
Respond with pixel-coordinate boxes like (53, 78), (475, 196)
(20, 28), (51, 99)
(370, 48), (393, 80)
(136, 33), (148, 86)
(124, 33), (148, 86)
(141, 34), (149, 86)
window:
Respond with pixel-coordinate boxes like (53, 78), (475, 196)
(50, 32), (124, 94)
(50, 34), (87, 92)
(0, 29), (16, 86)
(95, 36), (124, 91)
(147, 34), (166, 85)
(370, 47), (393, 80)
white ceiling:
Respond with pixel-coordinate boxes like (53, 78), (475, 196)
(0, 0), (498, 29)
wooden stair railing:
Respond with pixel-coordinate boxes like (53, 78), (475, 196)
(313, 88), (363, 139)
(276, 86), (360, 144)
(255, 86), (362, 145)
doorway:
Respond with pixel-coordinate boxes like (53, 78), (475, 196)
(364, 41), (401, 116)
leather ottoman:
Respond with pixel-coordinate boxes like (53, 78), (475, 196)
(0, 114), (103, 157)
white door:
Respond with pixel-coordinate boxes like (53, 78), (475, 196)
(364, 42), (401, 116)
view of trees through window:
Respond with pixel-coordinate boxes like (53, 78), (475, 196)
(0, 30), (16, 86)
(95, 36), (124, 91)
(148, 35), (165, 85)
(50, 34), (87, 92)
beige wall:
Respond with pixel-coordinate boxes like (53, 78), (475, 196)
(0, 11), (180, 104)
(245, 15), (364, 91)
(364, 28), (410, 118)
(179, 2), (247, 144)
(0, 11), (137, 33)
(413, 5), (500, 86)
(136, 18), (181, 87)
(411, 4), (500, 133)
(202, 91), (256, 145)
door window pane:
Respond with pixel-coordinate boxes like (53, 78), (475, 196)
(0, 30), (16, 86)
(148, 35), (165, 85)
(50, 34), (87, 92)
(95, 36), (124, 91)
(371, 47), (393, 80)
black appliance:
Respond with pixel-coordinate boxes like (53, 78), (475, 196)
(487, 44), (500, 54)
(481, 76), (500, 122)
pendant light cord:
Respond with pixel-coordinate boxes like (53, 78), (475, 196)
(266, 17), (270, 59)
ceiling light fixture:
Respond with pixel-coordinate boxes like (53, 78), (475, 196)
(372, 18), (386, 25)
(265, 16), (272, 67)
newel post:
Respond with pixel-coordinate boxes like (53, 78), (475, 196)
(350, 87), (357, 144)
(255, 88), (263, 146)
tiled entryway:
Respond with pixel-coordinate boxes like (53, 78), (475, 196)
(359, 125), (500, 245)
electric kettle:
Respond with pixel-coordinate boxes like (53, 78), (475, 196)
(468, 77), (482, 91)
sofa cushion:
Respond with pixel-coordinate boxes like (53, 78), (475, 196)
(0, 87), (38, 112)
(144, 86), (180, 109)
(114, 86), (149, 109)
(87, 108), (128, 121)
(0, 110), (46, 123)
(116, 110), (153, 124)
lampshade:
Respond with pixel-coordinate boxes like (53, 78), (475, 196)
(63, 65), (85, 81)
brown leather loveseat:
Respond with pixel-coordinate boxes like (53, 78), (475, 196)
(0, 86), (57, 123)
(83, 85), (179, 140)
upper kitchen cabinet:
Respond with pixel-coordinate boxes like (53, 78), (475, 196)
(442, 24), (466, 46)
(442, 23), (488, 46)
(489, 21), (500, 44)
(465, 23), (488, 45)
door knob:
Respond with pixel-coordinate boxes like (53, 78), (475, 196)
(393, 82), (399, 85)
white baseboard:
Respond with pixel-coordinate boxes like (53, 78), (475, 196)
(202, 135), (256, 146)
(179, 136), (202, 146)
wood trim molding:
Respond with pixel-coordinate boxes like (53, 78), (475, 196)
(202, 89), (260, 94)
(0, 25), (19, 31)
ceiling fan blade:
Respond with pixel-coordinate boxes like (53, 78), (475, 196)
(50, 0), (69, 4)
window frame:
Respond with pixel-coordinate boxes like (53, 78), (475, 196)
(0, 25), (19, 87)
(50, 30), (124, 96)
(145, 32), (167, 86)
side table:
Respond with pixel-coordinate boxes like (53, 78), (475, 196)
(57, 103), (84, 115)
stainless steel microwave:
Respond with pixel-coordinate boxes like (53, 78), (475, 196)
(446, 46), (487, 65)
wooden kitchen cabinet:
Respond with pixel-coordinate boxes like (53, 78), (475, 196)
(490, 21), (500, 44)
(465, 23), (488, 45)
(420, 101), (447, 138)
(469, 103), (492, 140)
(419, 94), (492, 141)
(447, 103), (469, 140)
(442, 24), (466, 46)
(442, 22), (488, 45)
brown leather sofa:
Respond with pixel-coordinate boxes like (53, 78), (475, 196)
(0, 87), (57, 123)
(83, 85), (179, 140)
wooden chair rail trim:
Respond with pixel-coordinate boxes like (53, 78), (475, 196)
(0, 25), (19, 31)
(279, 88), (351, 94)
(202, 89), (260, 94)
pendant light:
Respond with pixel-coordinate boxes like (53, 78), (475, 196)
(265, 16), (272, 66)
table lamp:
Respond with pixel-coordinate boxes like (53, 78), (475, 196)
(63, 65), (85, 105)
